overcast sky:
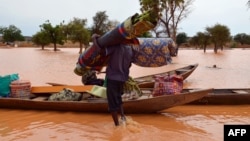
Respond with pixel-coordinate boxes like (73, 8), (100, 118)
(1, 0), (249, 37)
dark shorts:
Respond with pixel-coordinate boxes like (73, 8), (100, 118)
(106, 79), (124, 112)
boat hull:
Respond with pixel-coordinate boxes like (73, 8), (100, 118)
(137, 63), (198, 88)
(0, 88), (212, 114)
(188, 89), (250, 105)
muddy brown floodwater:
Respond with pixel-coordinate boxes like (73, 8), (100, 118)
(0, 47), (250, 141)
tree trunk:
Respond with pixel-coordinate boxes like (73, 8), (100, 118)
(53, 43), (57, 51)
(170, 2), (176, 42)
(79, 42), (83, 54)
(214, 44), (218, 53)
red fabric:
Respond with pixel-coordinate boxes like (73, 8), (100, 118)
(152, 74), (183, 97)
(78, 45), (109, 71)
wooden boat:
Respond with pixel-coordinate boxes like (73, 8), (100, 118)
(187, 88), (250, 105)
(0, 85), (212, 114)
(136, 63), (198, 88)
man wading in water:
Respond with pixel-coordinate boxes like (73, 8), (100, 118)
(93, 34), (133, 126)
(103, 43), (134, 126)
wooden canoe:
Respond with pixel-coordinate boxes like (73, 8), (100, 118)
(0, 85), (212, 114)
(136, 63), (198, 88)
(187, 88), (250, 105)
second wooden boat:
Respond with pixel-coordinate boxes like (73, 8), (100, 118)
(137, 63), (198, 88)
(187, 88), (250, 105)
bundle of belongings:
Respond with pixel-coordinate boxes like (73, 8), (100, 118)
(122, 76), (142, 100)
(74, 10), (176, 76)
(152, 73), (183, 97)
(49, 70), (142, 101)
(75, 37), (176, 75)
(48, 88), (82, 101)
(81, 69), (104, 86)
(75, 11), (158, 73)
(132, 38), (176, 67)
(72, 11), (177, 101)
(82, 74), (142, 100)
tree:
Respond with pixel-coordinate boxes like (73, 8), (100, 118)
(91, 11), (112, 35)
(65, 18), (91, 54)
(196, 32), (211, 53)
(189, 35), (199, 49)
(175, 32), (187, 55)
(39, 20), (65, 51)
(140, 0), (194, 41)
(206, 24), (231, 53)
(176, 32), (187, 46)
(0, 26), (4, 34)
(189, 32), (210, 52)
(0, 25), (24, 43)
(234, 33), (250, 45)
(32, 31), (51, 50)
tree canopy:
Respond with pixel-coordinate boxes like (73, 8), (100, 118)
(32, 31), (50, 50)
(234, 33), (250, 45)
(176, 32), (188, 46)
(65, 18), (90, 53)
(39, 20), (65, 51)
(206, 24), (231, 53)
(91, 11), (112, 35)
(0, 25), (24, 43)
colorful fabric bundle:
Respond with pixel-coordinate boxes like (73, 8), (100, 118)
(132, 38), (176, 67)
(152, 74), (183, 97)
(97, 12), (156, 47)
(77, 39), (108, 72)
(75, 12), (157, 74)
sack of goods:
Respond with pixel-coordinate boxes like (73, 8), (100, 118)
(152, 74), (183, 97)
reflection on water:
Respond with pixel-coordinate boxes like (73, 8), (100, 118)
(1, 106), (249, 141)
(0, 48), (250, 141)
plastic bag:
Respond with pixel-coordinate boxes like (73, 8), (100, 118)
(0, 73), (19, 97)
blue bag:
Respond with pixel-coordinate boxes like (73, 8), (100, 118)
(0, 73), (19, 97)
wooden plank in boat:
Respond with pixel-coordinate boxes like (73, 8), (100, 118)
(31, 85), (93, 93)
